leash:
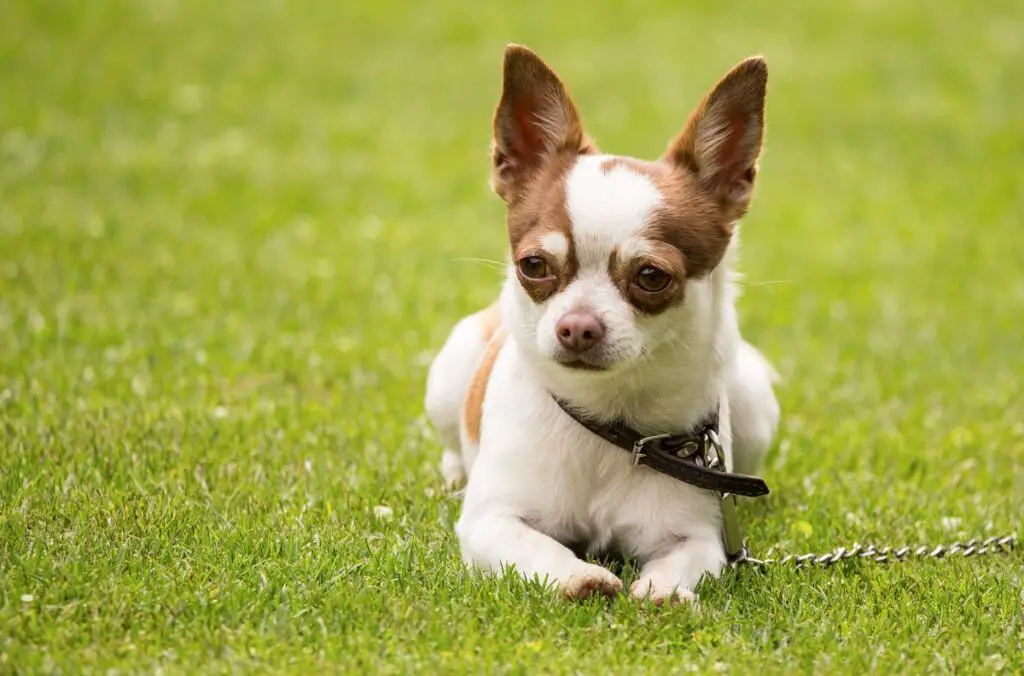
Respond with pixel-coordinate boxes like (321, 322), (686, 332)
(737, 534), (1018, 570)
(551, 395), (1019, 570)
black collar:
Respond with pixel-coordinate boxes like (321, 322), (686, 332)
(552, 396), (770, 498)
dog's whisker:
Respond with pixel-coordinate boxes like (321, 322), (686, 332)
(734, 279), (793, 288)
(450, 257), (508, 272)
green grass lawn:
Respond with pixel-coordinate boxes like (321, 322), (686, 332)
(2, 0), (1022, 672)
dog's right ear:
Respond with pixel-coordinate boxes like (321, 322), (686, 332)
(491, 45), (591, 202)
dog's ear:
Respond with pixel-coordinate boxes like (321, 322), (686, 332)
(491, 45), (592, 202)
(663, 57), (767, 218)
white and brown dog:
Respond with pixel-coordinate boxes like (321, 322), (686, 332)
(426, 45), (779, 604)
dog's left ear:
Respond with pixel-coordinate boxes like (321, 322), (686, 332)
(663, 57), (767, 217)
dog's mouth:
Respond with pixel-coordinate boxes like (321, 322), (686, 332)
(554, 357), (610, 372)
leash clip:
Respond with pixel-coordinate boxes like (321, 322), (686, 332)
(705, 428), (748, 564)
(704, 428), (725, 468)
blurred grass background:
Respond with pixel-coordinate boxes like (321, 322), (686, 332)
(1, 0), (1022, 673)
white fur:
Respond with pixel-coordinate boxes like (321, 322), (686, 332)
(425, 152), (780, 603)
(539, 231), (569, 265)
(565, 155), (662, 269)
(616, 235), (655, 265)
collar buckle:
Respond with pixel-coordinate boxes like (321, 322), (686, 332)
(631, 433), (671, 467)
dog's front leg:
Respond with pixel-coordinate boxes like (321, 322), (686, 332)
(630, 534), (725, 605)
(457, 512), (622, 600)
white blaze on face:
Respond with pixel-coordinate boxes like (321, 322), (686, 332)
(530, 155), (666, 365)
(564, 155), (663, 269)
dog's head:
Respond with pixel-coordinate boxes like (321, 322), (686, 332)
(493, 45), (767, 374)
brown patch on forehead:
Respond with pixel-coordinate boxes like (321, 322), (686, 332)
(505, 147), (596, 303)
(506, 149), (576, 253)
(600, 156), (732, 279)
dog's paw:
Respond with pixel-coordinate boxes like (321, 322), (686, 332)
(561, 563), (623, 600)
(629, 577), (697, 607)
(440, 449), (467, 491)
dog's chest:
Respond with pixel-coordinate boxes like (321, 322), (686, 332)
(484, 375), (721, 557)
(473, 342), (726, 558)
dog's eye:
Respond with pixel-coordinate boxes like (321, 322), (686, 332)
(518, 256), (550, 280)
(635, 266), (670, 292)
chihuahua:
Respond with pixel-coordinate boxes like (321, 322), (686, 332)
(426, 45), (779, 604)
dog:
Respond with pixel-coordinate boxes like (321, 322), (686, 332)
(425, 45), (779, 604)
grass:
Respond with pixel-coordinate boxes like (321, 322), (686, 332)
(1, 0), (1022, 672)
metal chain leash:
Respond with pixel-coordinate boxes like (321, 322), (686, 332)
(739, 534), (1017, 570)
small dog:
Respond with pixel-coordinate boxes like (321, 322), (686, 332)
(426, 45), (779, 604)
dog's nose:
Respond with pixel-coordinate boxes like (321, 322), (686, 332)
(555, 310), (605, 352)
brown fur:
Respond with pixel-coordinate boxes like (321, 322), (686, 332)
(647, 166), (734, 279)
(491, 45), (594, 204)
(506, 151), (585, 303)
(492, 45), (600, 302)
(463, 328), (508, 445)
(662, 57), (767, 219)
(599, 157), (732, 286)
